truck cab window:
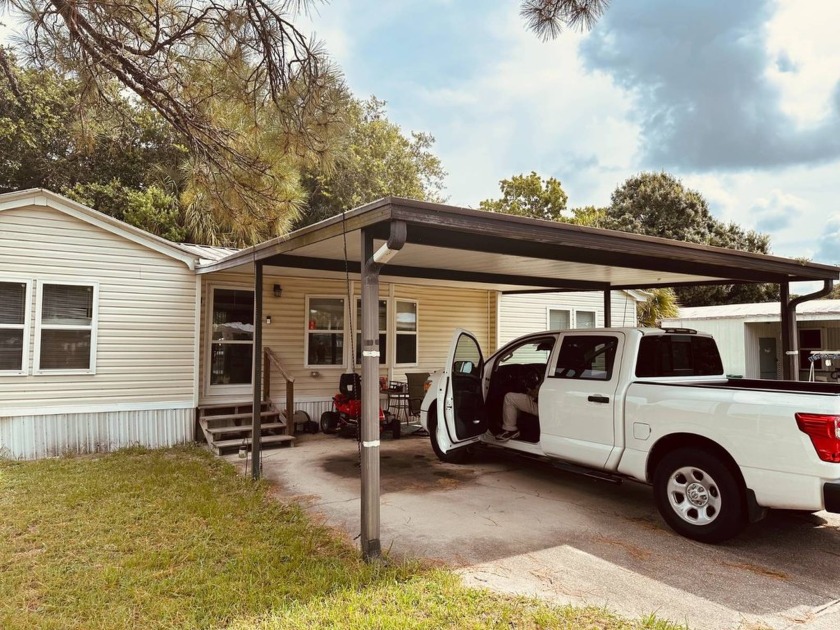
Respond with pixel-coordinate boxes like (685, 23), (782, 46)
(636, 335), (724, 377)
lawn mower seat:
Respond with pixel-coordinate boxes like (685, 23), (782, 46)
(339, 373), (361, 399)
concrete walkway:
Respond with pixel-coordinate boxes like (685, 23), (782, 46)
(232, 432), (840, 630)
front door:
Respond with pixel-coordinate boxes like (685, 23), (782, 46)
(759, 337), (778, 380)
(208, 287), (254, 395)
(437, 329), (486, 452)
(539, 332), (623, 469)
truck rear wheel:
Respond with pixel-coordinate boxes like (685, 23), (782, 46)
(653, 447), (747, 543)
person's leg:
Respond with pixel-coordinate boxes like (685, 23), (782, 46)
(502, 393), (532, 432)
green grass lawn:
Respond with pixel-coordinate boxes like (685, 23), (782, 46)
(0, 446), (684, 629)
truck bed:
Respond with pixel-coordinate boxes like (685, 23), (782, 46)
(638, 378), (840, 396)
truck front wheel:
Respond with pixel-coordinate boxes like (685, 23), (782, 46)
(429, 414), (471, 464)
(653, 448), (747, 543)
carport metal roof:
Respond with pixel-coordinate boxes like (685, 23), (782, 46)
(199, 196), (839, 561)
(198, 196), (838, 290)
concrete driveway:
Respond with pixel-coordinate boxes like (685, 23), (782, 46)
(239, 430), (840, 630)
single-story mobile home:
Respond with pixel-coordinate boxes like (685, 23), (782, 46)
(3, 189), (839, 461)
(662, 300), (840, 381)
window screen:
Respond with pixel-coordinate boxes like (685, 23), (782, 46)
(38, 284), (95, 371)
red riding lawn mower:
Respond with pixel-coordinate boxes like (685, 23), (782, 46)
(319, 373), (401, 439)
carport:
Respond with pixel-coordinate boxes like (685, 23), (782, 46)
(202, 196), (840, 559)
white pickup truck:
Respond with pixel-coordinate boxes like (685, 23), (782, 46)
(420, 327), (840, 542)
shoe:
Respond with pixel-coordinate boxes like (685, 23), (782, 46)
(496, 430), (520, 442)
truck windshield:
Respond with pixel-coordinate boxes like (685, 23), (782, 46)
(636, 335), (724, 377)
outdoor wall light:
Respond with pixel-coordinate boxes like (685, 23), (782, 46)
(273, 283), (282, 298)
(265, 315), (272, 325)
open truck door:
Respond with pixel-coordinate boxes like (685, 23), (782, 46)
(435, 329), (487, 453)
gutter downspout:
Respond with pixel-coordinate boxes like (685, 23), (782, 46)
(360, 220), (406, 561)
(783, 279), (835, 380)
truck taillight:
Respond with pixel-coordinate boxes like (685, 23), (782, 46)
(795, 413), (840, 463)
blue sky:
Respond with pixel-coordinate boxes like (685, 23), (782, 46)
(3, 1), (839, 273)
(301, 0), (840, 271)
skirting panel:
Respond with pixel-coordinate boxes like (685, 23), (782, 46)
(0, 407), (195, 460)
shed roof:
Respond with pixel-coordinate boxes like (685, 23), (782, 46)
(667, 299), (840, 323)
(198, 197), (840, 292)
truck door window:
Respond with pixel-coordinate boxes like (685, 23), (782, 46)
(553, 336), (618, 380)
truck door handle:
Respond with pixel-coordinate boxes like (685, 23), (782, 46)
(588, 394), (610, 404)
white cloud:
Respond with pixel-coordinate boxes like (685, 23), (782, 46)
(765, 0), (840, 126)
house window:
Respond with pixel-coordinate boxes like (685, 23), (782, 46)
(576, 310), (597, 329)
(0, 280), (30, 374)
(548, 308), (596, 329)
(395, 300), (418, 365)
(35, 282), (97, 373)
(307, 297), (345, 366)
(355, 298), (387, 365)
(210, 288), (254, 386)
(799, 329), (823, 371)
(549, 309), (570, 330)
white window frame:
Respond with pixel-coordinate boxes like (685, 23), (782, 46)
(33, 280), (99, 375)
(304, 295), (347, 369)
(546, 307), (598, 330)
(575, 309), (598, 329)
(547, 307), (572, 330)
(205, 284), (255, 395)
(394, 298), (419, 367)
(0, 278), (32, 376)
(354, 297), (388, 368)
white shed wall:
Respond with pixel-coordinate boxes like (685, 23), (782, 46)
(662, 317), (748, 377)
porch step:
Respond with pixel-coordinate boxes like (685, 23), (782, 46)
(205, 422), (286, 436)
(199, 400), (273, 412)
(197, 400), (294, 455)
(213, 435), (295, 451)
(202, 410), (280, 423)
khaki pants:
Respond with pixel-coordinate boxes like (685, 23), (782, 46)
(502, 392), (538, 432)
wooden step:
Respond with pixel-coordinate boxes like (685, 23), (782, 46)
(213, 434), (295, 451)
(205, 422), (286, 436)
(200, 409), (281, 422)
(198, 400), (273, 412)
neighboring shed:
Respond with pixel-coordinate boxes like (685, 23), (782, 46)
(662, 300), (840, 380)
(0, 189), (201, 459)
(498, 290), (644, 347)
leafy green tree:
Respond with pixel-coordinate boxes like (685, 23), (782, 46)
(63, 181), (186, 242)
(296, 97), (446, 228)
(480, 172), (568, 221)
(604, 172), (778, 307)
(1, 0), (346, 239)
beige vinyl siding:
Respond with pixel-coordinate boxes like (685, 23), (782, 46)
(0, 205), (196, 410)
(499, 291), (638, 346)
(199, 272), (496, 402)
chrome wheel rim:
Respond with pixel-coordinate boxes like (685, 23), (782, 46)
(667, 466), (722, 526)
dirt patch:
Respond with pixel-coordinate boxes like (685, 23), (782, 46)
(320, 450), (478, 494)
(721, 561), (789, 581)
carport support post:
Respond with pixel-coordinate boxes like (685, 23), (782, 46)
(252, 261), (263, 480)
(603, 290), (612, 328)
(360, 229), (382, 560)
